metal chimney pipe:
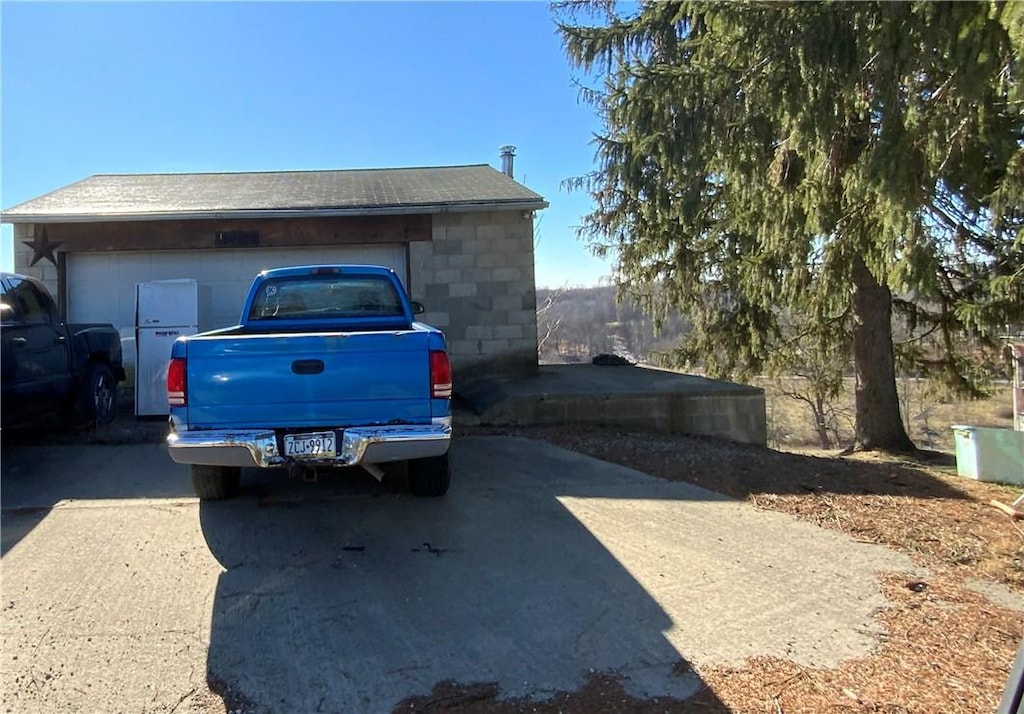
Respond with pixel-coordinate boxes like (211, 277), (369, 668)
(499, 145), (516, 178)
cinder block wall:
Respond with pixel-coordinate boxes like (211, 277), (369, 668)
(11, 224), (59, 297)
(409, 210), (539, 384)
(480, 390), (768, 446)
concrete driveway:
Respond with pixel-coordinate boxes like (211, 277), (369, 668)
(0, 435), (915, 712)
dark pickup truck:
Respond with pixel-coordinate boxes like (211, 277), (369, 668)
(1, 272), (125, 430)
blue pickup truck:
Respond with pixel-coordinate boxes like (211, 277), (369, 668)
(165, 265), (452, 500)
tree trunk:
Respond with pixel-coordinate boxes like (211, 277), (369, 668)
(851, 256), (916, 453)
(812, 396), (832, 449)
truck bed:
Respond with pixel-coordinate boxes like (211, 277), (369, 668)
(182, 328), (436, 429)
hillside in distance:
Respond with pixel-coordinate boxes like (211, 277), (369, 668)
(536, 286), (690, 365)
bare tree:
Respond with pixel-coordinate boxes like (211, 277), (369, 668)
(537, 284), (566, 357)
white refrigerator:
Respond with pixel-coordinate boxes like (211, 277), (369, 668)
(135, 279), (204, 416)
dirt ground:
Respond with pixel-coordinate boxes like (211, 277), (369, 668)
(400, 425), (1024, 714)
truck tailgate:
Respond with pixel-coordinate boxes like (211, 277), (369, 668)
(185, 330), (433, 428)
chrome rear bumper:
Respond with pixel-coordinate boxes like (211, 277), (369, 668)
(166, 423), (451, 468)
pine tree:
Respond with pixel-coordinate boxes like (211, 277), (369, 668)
(557, 0), (1024, 452)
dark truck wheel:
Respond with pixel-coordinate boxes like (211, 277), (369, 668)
(191, 465), (241, 500)
(408, 453), (450, 497)
(75, 362), (117, 427)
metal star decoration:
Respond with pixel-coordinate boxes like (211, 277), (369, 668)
(22, 228), (62, 266)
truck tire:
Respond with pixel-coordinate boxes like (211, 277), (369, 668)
(191, 465), (241, 500)
(76, 362), (117, 427)
(409, 453), (450, 497)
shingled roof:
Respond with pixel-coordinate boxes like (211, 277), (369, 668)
(1, 165), (548, 223)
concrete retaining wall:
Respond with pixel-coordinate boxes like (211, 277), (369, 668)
(479, 391), (767, 446)
(462, 366), (768, 446)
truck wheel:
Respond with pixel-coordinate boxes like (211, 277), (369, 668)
(191, 465), (241, 500)
(409, 453), (450, 497)
(76, 363), (117, 427)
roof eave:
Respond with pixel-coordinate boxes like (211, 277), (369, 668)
(0, 199), (550, 225)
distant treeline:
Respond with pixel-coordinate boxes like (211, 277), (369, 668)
(536, 286), (690, 365)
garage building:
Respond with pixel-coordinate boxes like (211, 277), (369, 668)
(2, 162), (549, 392)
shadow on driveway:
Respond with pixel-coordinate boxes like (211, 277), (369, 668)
(1, 438), (188, 556)
(199, 436), (731, 712)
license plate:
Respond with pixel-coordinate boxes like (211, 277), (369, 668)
(284, 431), (336, 459)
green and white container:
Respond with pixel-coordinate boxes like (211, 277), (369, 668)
(951, 425), (1024, 486)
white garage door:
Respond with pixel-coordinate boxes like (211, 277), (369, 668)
(67, 245), (408, 345)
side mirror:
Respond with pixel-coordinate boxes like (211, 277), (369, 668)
(410, 301), (425, 316)
(0, 303), (13, 322)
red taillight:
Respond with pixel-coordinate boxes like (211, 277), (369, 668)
(430, 350), (452, 399)
(167, 358), (187, 407)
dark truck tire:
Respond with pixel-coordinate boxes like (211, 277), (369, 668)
(75, 362), (118, 427)
(191, 465), (241, 500)
(408, 453), (450, 497)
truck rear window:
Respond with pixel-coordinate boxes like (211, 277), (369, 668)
(248, 276), (405, 321)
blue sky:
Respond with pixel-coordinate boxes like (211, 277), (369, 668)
(0, 1), (614, 288)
